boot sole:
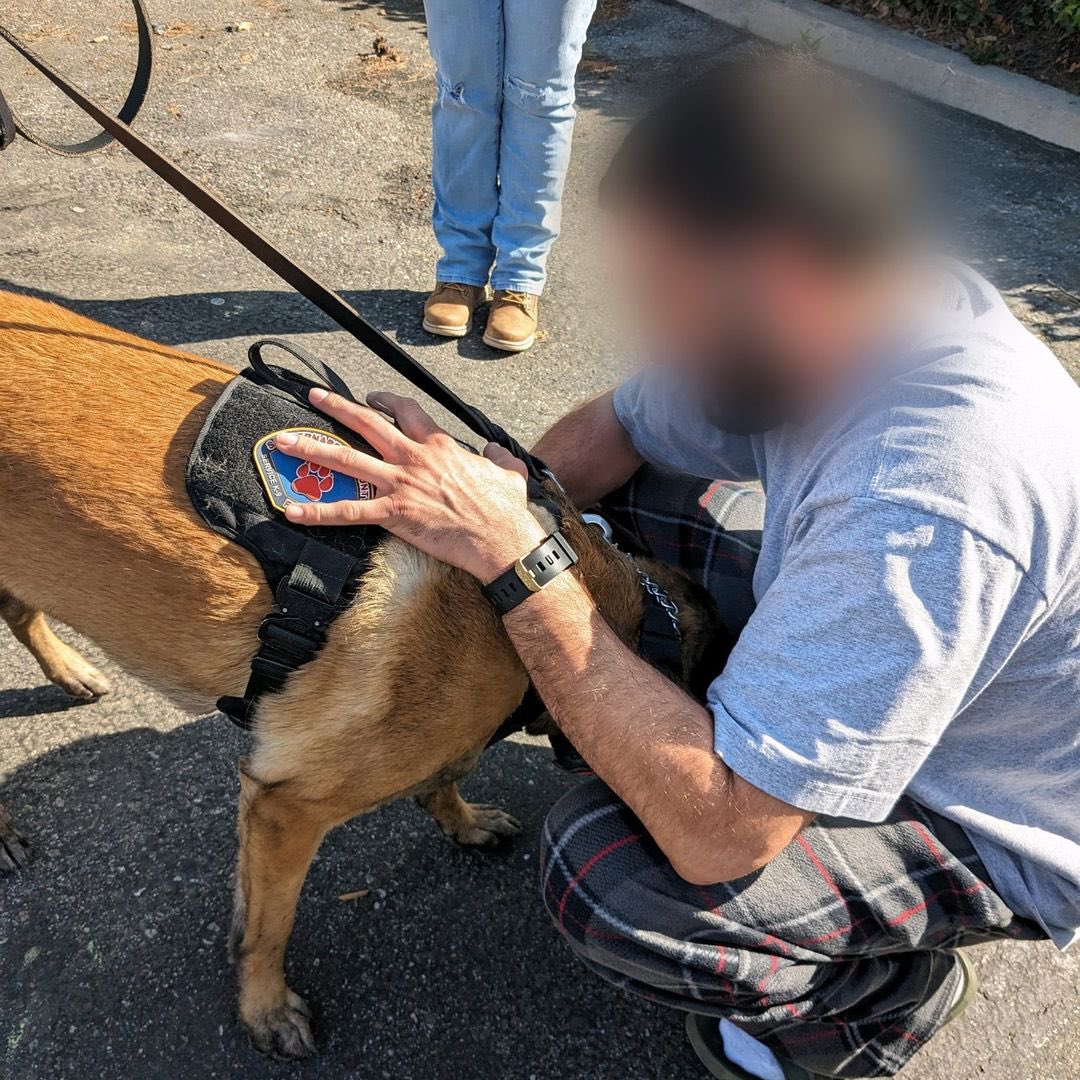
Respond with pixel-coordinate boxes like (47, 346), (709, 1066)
(944, 949), (979, 1027)
(482, 330), (535, 353)
(423, 318), (470, 339)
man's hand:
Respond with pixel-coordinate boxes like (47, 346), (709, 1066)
(276, 388), (547, 582)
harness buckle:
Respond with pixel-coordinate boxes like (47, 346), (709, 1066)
(257, 618), (324, 655)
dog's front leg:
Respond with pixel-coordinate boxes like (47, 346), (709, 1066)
(231, 763), (326, 1059)
(417, 782), (522, 851)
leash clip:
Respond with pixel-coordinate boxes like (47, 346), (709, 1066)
(580, 512), (614, 544)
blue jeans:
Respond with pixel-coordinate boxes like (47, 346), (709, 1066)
(423, 0), (597, 295)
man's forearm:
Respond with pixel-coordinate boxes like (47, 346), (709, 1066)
(532, 389), (644, 506)
(503, 572), (812, 884)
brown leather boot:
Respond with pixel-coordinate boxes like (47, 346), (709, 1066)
(483, 290), (539, 353)
(423, 282), (486, 338)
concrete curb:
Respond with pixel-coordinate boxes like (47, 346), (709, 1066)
(678, 0), (1080, 153)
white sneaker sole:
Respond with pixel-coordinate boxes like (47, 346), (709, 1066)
(482, 330), (535, 353)
(423, 318), (470, 339)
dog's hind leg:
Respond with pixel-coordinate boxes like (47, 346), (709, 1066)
(231, 763), (327, 1059)
(417, 781), (522, 851)
(0, 589), (111, 700)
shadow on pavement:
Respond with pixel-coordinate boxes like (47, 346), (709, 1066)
(0, 716), (695, 1079)
(321, 0), (427, 24)
(0, 280), (429, 349)
(0, 685), (101, 720)
(0, 282), (566, 365)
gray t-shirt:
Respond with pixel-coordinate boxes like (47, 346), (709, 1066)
(613, 263), (1080, 948)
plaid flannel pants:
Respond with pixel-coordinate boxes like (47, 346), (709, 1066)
(540, 468), (1043, 1078)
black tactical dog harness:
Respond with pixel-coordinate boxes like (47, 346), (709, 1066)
(187, 340), (388, 730)
(187, 340), (684, 744)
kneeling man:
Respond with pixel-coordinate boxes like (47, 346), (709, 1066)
(290, 58), (1080, 1078)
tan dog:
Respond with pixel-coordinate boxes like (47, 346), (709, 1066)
(0, 290), (715, 1057)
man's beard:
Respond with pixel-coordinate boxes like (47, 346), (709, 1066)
(695, 343), (799, 435)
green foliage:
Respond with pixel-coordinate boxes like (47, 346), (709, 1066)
(1055, 0), (1080, 32)
(903, 0), (1079, 39)
(840, 0), (1080, 83)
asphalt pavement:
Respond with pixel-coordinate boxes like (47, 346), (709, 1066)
(0, 1), (1078, 1077)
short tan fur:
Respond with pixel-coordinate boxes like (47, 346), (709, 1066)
(0, 291), (713, 1057)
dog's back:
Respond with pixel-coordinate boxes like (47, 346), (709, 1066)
(0, 290), (264, 706)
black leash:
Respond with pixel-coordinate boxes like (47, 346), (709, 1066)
(0, 5), (545, 481)
(0, 1), (154, 156)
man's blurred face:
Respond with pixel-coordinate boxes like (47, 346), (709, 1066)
(612, 205), (881, 434)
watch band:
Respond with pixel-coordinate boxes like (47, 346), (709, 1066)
(482, 530), (579, 616)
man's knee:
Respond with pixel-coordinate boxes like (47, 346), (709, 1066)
(540, 778), (646, 941)
(540, 780), (801, 1016)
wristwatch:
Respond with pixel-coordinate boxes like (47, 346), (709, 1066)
(482, 530), (579, 616)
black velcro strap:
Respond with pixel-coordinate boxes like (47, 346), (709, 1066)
(284, 538), (357, 607)
(218, 540), (361, 730)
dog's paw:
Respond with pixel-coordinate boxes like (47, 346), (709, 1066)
(244, 990), (316, 1060)
(453, 804), (522, 851)
(0, 805), (31, 873)
(50, 642), (112, 700)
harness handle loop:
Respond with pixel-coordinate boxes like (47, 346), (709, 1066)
(248, 338), (361, 408)
(0, 0), (154, 157)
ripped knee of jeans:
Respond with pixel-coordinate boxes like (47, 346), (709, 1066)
(504, 72), (576, 116)
(436, 76), (467, 105)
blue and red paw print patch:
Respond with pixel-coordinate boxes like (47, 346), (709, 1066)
(253, 428), (375, 514)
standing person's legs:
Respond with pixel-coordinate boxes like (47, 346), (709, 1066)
(424, 0), (504, 288)
(493, 0), (597, 295)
